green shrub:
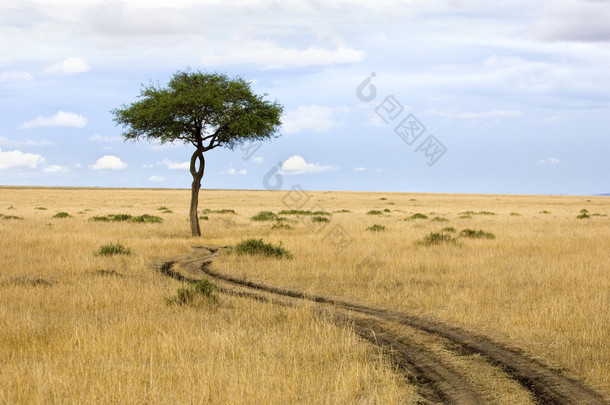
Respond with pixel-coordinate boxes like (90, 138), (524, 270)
(432, 216), (449, 222)
(201, 208), (237, 214)
(278, 209), (330, 216)
(312, 216), (330, 223)
(96, 242), (131, 256)
(379, 197), (387, 200)
(164, 278), (218, 306)
(539, 210), (551, 214)
(367, 210), (383, 215)
(0, 214), (22, 220)
(251, 211), (278, 221)
(35, 207), (47, 210)
(510, 212), (521, 216)
(367, 224), (386, 232)
(442, 227), (456, 233)
(131, 214), (163, 223)
(272, 222), (292, 230)
(199, 215), (209, 220)
(405, 213), (428, 220)
(158, 206), (173, 213)
(334, 209), (351, 213)
(418, 232), (457, 246)
(89, 214), (162, 223)
(53, 212), (71, 218)
(231, 238), (292, 259)
(459, 229), (496, 239)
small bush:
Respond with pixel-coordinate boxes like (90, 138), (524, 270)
(272, 222), (292, 230)
(199, 215), (209, 220)
(158, 206), (173, 213)
(131, 214), (163, 223)
(460, 229), (496, 239)
(478, 211), (496, 215)
(379, 197), (387, 200)
(459, 215), (472, 219)
(0, 214), (23, 220)
(35, 207), (47, 210)
(231, 238), (292, 259)
(89, 214), (162, 223)
(201, 208), (237, 214)
(53, 212), (71, 218)
(334, 209), (351, 213)
(510, 212), (521, 216)
(96, 242), (132, 256)
(251, 211), (278, 221)
(109, 214), (132, 222)
(539, 210), (551, 214)
(418, 232), (457, 246)
(312, 216), (330, 223)
(432, 216), (449, 222)
(405, 213), (428, 220)
(278, 209), (330, 216)
(442, 227), (456, 233)
(90, 215), (111, 222)
(367, 224), (386, 232)
(164, 279), (218, 306)
(367, 210), (383, 215)
(383, 208), (391, 213)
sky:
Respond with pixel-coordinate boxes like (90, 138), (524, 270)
(0, 0), (609, 195)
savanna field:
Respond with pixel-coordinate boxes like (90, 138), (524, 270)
(0, 187), (608, 404)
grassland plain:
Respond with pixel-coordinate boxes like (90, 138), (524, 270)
(0, 187), (608, 403)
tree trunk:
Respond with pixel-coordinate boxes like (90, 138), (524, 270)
(189, 149), (205, 237)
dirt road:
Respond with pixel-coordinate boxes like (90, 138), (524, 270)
(155, 246), (607, 404)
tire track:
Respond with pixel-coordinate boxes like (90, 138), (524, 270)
(156, 246), (607, 405)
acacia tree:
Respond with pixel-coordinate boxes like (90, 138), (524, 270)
(112, 71), (283, 236)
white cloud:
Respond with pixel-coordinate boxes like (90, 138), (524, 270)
(147, 175), (165, 182)
(0, 148), (45, 170)
(142, 164), (154, 169)
(45, 57), (90, 74)
(0, 136), (53, 147)
(89, 134), (121, 142)
(202, 40), (364, 69)
(539, 157), (560, 164)
(252, 156), (264, 163)
(221, 168), (247, 175)
(21, 111), (87, 128)
(545, 116), (560, 123)
(90, 155), (127, 170)
(425, 108), (522, 119)
(159, 159), (189, 170)
(283, 105), (350, 134)
(536, 0), (610, 42)
(43, 165), (69, 173)
(353, 167), (367, 172)
(280, 155), (337, 175)
(0, 71), (34, 82)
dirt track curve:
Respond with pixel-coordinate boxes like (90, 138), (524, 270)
(154, 245), (608, 405)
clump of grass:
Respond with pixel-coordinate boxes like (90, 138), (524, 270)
(539, 210), (551, 214)
(460, 229), (496, 239)
(459, 214), (472, 219)
(278, 209), (330, 216)
(201, 208), (237, 214)
(251, 211), (278, 221)
(89, 214), (162, 223)
(158, 206), (173, 213)
(0, 214), (23, 220)
(53, 212), (71, 218)
(418, 232), (458, 246)
(432, 216), (449, 222)
(312, 216), (330, 223)
(379, 197), (387, 200)
(459, 210), (495, 216)
(442, 227), (456, 233)
(405, 213), (428, 220)
(334, 209), (351, 213)
(367, 224), (386, 232)
(478, 211), (496, 215)
(96, 242), (132, 256)
(367, 210), (383, 215)
(231, 238), (292, 259)
(383, 208), (391, 213)
(131, 214), (163, 223)
(271, 222), (292, 230)
(35, 207), (47, 210)
(510, 212), (521, 216)
(199, 215), (209, 221)
(164, 279), (218, 306)
(577, 209), (590, 219)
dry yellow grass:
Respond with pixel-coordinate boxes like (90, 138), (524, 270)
(1, 187), (608, 402)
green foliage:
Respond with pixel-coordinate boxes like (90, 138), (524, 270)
(405, 213), (428, 220)
(442, 227), (456, 233)
(35, 207), (47, 210)
(418, 232), (458, 246)
(158, 206), (173, 213)
(89, 214), (162, 223)
(199, 215), (209, 221)
(383, 208), (391, 213)
(164, 279), (218, 306)
(577, 209), (590, 219)
(539, 210), (551, 214)
(334, 209), (351, 213)
(251, 211), (278, 221)
(0, 214), (22, 220)
(201, 208), (237, 214)
(112, 71), (283, 150)
(367, 224), (386, 232)
(231, 238), (292, 259)
(379, 197), (387, 200)
(510, 212), (521, 216)
(432, 216), (449, 222)
(52, 212), (71, 218)
(278, 209), (330, 216)
(96, 242), (132, 256)
(459, 229), (496, 239)
(367, 210), (383, 215)
(311, 216), (330, 223)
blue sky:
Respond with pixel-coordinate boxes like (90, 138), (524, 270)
(1, 0), (609, 195)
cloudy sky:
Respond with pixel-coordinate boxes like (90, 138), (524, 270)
(1, 0), (609, 194)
